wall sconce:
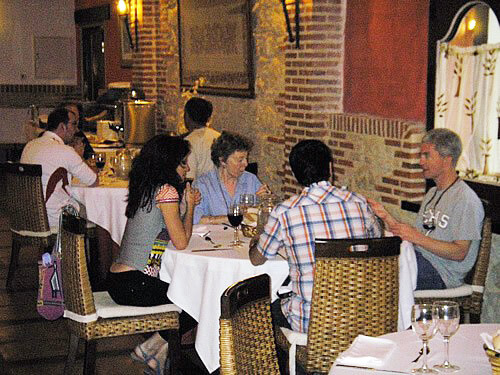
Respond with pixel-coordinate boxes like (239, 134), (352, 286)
(281, 0), (300, 48)
(118, 0), (138, 50)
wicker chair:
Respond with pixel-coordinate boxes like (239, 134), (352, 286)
(0, 162), (57, 290)
(414, 204), (492, 323)
(275, 236), (402, 374)
(60, 212), (182, 375)
(219, 274), (280, 375)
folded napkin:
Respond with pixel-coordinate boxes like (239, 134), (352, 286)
(335, 335), (396, 369)
(481, 331), (500, 353)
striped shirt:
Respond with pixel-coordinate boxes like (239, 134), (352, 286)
(256, 181), (382, 333)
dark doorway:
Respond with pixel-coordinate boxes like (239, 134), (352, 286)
(82, 26), (105, 101)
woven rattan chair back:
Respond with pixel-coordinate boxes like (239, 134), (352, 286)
(60, 212), (97, 319)
(414, 202), (492, 321)
(1, 162), (55, 289)
(302, 236), (401, 373)
(220, 274), (280, 375)
(60, 212), (181, 375)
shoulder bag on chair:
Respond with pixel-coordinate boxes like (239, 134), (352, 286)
(37, 205), (78, 320)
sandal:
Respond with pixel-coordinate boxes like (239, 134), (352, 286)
(131, 343), (168, 375)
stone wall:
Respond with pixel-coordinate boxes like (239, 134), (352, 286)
(127, 0), (498, 323)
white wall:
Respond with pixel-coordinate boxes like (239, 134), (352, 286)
(0, 0), (76, 84)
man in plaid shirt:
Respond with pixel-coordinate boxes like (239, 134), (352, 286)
(249, 139), (382, 334)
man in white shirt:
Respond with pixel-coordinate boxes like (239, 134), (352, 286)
(183, 97), (220, 180)
(21, 107), (98, 230)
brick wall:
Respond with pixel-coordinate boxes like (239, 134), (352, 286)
(281, 0), (346, 196)
(130, 0), (427, 212)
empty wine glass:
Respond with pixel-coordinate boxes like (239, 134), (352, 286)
(433, 301), (460, 372)
(239, 193), (255, 213)
(227, 203), (243, 247)
(411, 303), (438, 374)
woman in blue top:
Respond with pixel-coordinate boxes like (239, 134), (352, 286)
(193, 131), (270, 224)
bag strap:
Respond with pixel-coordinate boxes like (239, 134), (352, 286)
(53, 205), (79, 256)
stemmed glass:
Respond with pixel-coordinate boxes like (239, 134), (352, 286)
(227, 203), (243, 247)
(411, 303), (438, 374)
(433, 301), (460, 372)
(94, 152), (106, 177)
(239, 193), (255, 213)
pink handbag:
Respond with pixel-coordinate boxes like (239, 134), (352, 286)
(36, 205), (78, 320)
(37, 249), (64, 320)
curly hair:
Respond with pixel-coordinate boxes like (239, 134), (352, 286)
(126, 135), (190, 218)
(210, 131), (253, 167)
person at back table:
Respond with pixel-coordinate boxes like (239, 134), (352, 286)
(193, 131), (271, 224)
(249, 139), (382, 336)
(20, 107), (98, 230)
(107, 135), (201, 375)
(368, 128), (484, 290)
(183, 97), (220, 181)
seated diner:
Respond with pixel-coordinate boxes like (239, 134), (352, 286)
(193, 131), (270, 224)
(106, 135), (200, 374)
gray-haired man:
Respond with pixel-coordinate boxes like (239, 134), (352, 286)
(369, 128), (484, 290)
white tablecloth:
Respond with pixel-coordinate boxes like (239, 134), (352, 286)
(158, 224), (290, 374)
(72, 178), (128, 245)
(329, 324), (499, 374)
(159, 227), (417, 373)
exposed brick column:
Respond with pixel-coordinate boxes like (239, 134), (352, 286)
(281, 0), (346, 197)
(131, 0), (170, 130)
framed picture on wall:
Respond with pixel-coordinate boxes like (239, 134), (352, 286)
(120, 17), (133, 68)
(177, 0), (255, 98)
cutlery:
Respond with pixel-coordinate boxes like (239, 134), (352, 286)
(411, 346), (430, 363)
(192, 248), (233, 252)
(335, 364), (409, 374)
(204, 236), (217, 245)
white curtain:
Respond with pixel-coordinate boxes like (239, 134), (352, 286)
(434, 42), (500, 175)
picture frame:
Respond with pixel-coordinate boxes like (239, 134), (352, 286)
(120, 17), (133, 68)
(177, 0), (255, 98)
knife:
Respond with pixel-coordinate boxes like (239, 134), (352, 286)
(191, 248), (233, 252)
(334, 364), (410, 374)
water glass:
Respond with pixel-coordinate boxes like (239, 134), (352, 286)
(433, 301), (460, 372)
(411, 303), (438, 374)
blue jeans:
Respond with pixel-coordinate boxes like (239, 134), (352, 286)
(415, 251), (446, 290)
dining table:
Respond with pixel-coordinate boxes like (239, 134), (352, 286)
(71, 176), (128, 246)
(71, 175), (128, 289)
(329, 323), (499, 374)
(158, 224), (418, 374)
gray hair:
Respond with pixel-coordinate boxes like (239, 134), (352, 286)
(421, 128), (462, 166)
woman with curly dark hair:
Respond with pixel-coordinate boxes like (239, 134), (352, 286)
(107, 134), (200, 374)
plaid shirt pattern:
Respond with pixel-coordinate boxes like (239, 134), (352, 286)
(256, 181), (382, 333)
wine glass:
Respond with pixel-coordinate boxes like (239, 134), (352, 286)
(227, 203), (243, 247)
(95, 152), (106, 176)
(108, 155), (118, 176)
(433, 301), (460, 372)
(411, 304), (438, 374)
(239, 193), (255, 213)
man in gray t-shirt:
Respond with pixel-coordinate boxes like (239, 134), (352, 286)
(369, 129), (484, 289)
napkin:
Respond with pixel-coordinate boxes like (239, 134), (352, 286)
(335, 335), (396, 369)
(481, 331), (500, 353)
